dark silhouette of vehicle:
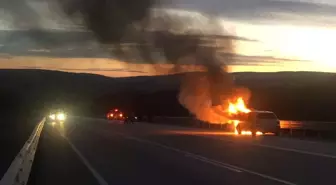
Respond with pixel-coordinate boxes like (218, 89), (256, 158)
(106, 109), (125, 120)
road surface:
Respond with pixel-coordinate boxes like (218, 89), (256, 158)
(18, 117), (336, 185)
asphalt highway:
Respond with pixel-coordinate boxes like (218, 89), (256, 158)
(27, 117), (336, 185)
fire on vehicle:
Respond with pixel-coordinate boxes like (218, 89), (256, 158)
(226, 97), (280, 136)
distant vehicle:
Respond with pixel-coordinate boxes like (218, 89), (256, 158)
(234, 111), (280, 136)
(124, 115), (138, 124)
(106, 109), (125, 121)
(46, 110), (67, 124)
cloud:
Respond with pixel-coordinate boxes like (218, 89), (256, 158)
(2, 0), (336, 30)
(0, 0), (326, 75)
(0, 30), (257, 60)
(20, 66), (148, 73)
(0, 0), (81, 30)
(169, 0), (336, 26)
(0, 0), (40, 28)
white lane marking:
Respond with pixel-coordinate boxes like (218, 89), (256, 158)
(184, 153), (242, 173)
(138, 122), (336, 159)
(250, 142), (336, 159)
(98, 130), (240, 173)
(113, 132), (296, 185)
(112, 133), (241, 173)
(273, 137), (326, 145)
(203, 136), (336, 159)
(66, 139), (109, 185)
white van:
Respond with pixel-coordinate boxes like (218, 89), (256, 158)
(235, 111), (280, 135)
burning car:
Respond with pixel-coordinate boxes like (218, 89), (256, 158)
(226, 98), (280, 136)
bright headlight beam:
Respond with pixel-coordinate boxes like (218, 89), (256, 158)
(49, 114), (56, 120)
(57, 113), (66, 121)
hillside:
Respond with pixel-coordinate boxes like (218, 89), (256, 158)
(1, 69), (336, 121)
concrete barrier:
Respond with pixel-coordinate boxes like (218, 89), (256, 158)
(0, 118), (45, 185)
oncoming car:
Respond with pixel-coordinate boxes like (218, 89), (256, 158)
(234, 111), (280, 136)
(47, 110), (67, 124)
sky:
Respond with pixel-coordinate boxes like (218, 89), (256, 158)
(0, 0), (336, 77)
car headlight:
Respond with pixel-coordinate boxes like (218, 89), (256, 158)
(49, 114), (56, 120)
(56, 113), (66, 121)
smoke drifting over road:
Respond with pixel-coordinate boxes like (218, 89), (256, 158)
(57, 0), (251, 122)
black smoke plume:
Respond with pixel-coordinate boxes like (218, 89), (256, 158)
(8, 0), (250, 123)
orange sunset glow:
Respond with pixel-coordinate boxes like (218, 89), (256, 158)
(1, 0), (336, 77)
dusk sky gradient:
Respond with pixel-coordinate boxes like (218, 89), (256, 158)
(0, 0), (336, 77)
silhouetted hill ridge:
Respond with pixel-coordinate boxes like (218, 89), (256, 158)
(1, 69), (336, 121)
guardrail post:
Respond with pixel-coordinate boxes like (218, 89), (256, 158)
(15, 172), (20, 184)
(289, 121), (293, 137)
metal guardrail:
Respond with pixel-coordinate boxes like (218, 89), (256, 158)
(150, 116), (336, 133)
(151, 116), (200, 127)
(280, 120), (336, 131)
(0, 118), (45, 185)
(280, 121), (303, 129)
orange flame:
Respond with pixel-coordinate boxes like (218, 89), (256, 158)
(227, 98), (262, 136)
(228, 97), (251, 115)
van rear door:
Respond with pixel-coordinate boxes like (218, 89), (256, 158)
(256, 112), (279, 131)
